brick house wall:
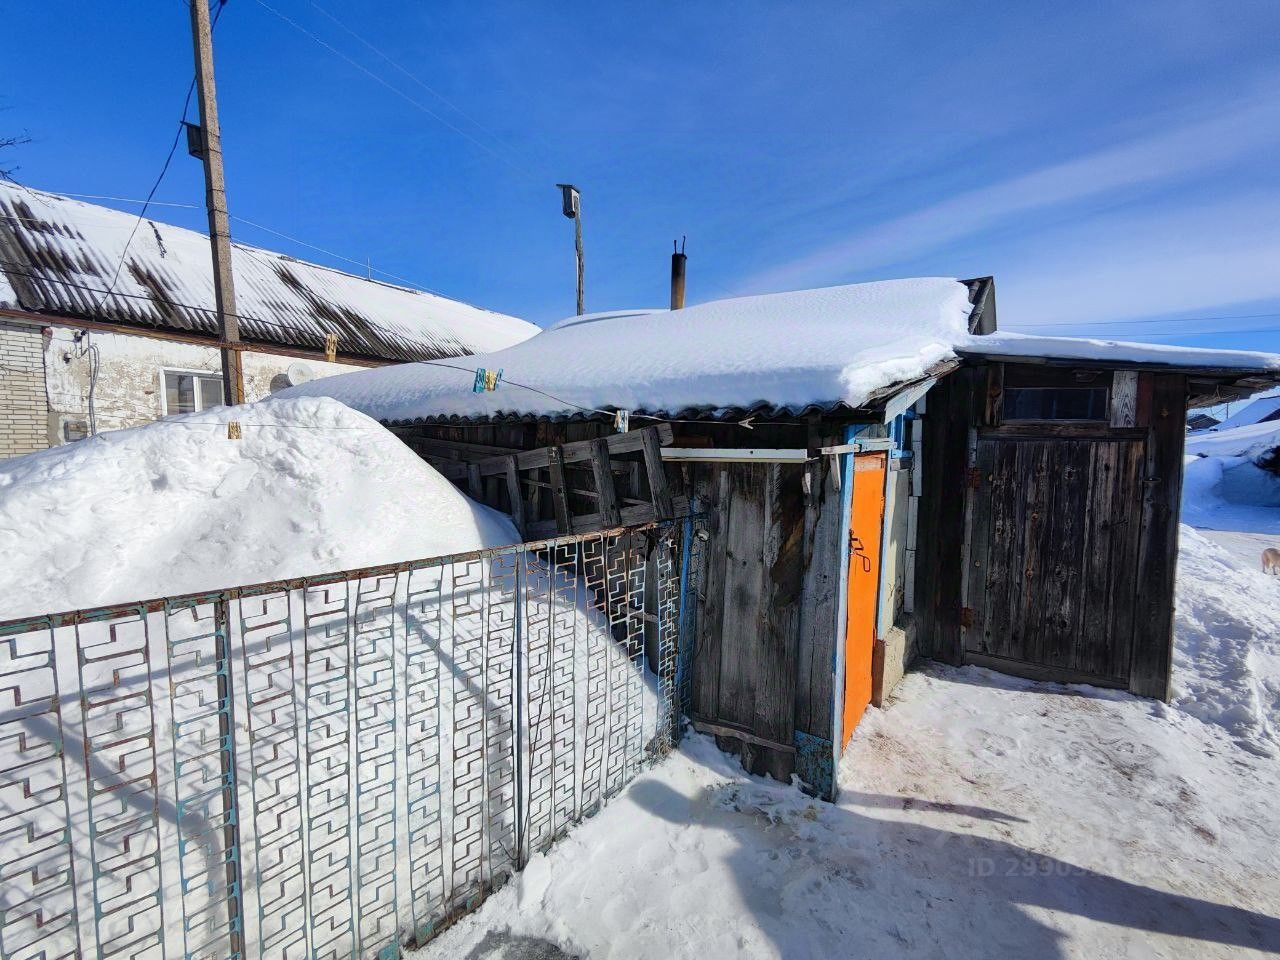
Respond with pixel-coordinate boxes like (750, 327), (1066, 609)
(0, 319), (49, 457)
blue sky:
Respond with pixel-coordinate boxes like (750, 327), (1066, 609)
(3, 1), (1278, 351)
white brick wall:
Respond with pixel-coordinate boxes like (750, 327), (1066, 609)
(0, 320), (49, 458)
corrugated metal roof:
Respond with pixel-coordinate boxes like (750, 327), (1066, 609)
(0, 182), (538, 362)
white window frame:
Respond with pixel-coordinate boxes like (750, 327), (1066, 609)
(160, 367), (226, 416)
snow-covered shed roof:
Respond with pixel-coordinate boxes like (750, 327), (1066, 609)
(0, 182), (538, 363)
(277, 277), (1280, 425)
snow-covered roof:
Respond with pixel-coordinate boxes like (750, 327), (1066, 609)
(1186, 420), (1280, 460)
(961, 332), (1280, 372)
(278, 278), (981, 421)
(278, 277), (1280, 425)
(0, 182), (538, 363)
(1211, 394), (1280, 432)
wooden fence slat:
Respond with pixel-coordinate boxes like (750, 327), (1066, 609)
(641, 428), (674, 520)
(547, 446), (572, 534)
(590, 439), (622, 527)
(505, 456), (526, 537)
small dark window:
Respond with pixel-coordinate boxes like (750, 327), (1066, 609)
(1002, 386), (1108, 421)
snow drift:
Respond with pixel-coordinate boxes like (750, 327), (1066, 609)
(0, 396), (517, 619)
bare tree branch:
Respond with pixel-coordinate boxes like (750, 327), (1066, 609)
(0, 131), (31, 180)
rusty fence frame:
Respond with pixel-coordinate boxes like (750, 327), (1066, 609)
(0, 516), (708, 960)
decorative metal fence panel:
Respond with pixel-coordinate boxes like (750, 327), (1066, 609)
(0, 518), (706, 960)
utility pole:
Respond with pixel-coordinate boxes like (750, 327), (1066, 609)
(556, 184), (584, 315)
(189, 0), (244, 405)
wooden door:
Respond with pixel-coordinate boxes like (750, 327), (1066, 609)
(965, 437), (1144, 685)
(842, 452), (886, 744)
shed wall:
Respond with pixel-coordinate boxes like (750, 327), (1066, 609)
(913, 364), (1187, 699)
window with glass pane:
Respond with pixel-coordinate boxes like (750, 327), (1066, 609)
(198, 376), (224, 410)
(163, 371), (225, 415)
(1002, 386), (1108, 421)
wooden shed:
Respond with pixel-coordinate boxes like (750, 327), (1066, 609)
(288, 276), (1280, 799)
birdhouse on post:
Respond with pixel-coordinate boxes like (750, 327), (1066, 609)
(557, 183), (581, 219)
(555, 183), (585, 315)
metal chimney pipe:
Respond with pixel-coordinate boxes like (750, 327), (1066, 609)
(670, 237), (687, 310)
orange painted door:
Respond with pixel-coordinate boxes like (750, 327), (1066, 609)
(842, 452), (887, 745)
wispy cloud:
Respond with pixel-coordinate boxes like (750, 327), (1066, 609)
(993, 191), (1280, 331)
(736, 82), (1280, 296)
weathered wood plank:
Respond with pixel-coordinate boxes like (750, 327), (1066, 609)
(640, 427), (675, 520)
(1111, 370), (1139, 427)
(964, 439), (997, 656)
(504, 456), (526, 537)
(753, 463), (803, 779)
(589, 438), (622, 527)
(1130, 373), (1186, 700)
(794, 440), (841, 742)
(980, 423), (1146, 441)
(547, 446), (572, 534)
(466, 462), (483, 501)
(691, 468), (731, 728)
(522, 496), (691, 539)
(717, 466), (768, 732)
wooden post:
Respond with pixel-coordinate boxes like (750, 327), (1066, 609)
(547, 446), (572, 534)
(504, 456), (526, 537)
(556, 184), (584, 316)
(640, 427), (674, 519)
(573, 207), (584, 317)
(188, 0), (244, 405)
(590, 438), (621, 527)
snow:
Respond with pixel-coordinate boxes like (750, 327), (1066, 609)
(0, 396), (518, 619)
(0, 182), (539, 359)
(276, 279), (978, 420)
(1211, 394), (1280, 432)
(0, 397), (661, 959)
(0, 261), (15, 307)
(966, 330), (1280, 370)
(1187, 419), (1280, 459)
(410, 508), (1280, 959)
(1171, 526), (1280, 751)
(276, 279), (1280, 425)
(1182, 419), (1280, 533)
(415, 672), (1280, 960)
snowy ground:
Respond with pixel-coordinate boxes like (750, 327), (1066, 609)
(420, 679), (1280, 960)
(415, 434), (1280, 959)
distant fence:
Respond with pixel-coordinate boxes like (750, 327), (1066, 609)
(0, 517), (709, 960)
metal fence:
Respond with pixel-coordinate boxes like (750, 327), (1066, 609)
(0, 517), (710, 960)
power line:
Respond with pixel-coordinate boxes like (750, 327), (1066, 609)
(81, 0), (229, 317)
(44, 192), (200, 210)
(304, 0), (524, 161)
(0, 199), (485, 310)
(0, 257), (656, 421)
(1018, 311), (1280, 329)
(250, 0), (527, 174)
(226, 214), (462, 299)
